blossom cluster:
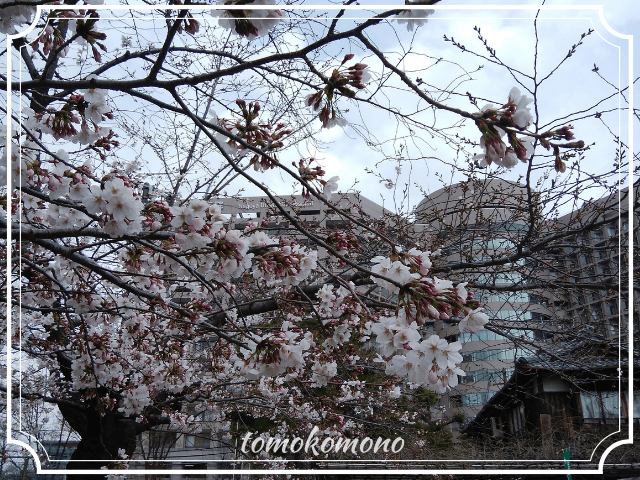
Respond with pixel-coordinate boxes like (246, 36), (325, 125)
(216, 0), (283, 39)
(306, 55), (373, 129)
(29, 9), (108, 62)
(371, 255), (419, 294)
(367, 248), (489, 391)
(0, 1), (36, 34)
(216, 99), (292, 171)
(474, 87), (535, 168)
(315, 283), (367, 351)
(373, 311), (466, 392)
(325, 231), (359, 258)
(370, 247), (433, 295)
(21, 160), (143, 237)
(294, 158), (339, 201)
(239, 326), (315, 379)
(22, 75), (113, 146)
(394, 8), (435, 32)
(252, 240), (318, 288)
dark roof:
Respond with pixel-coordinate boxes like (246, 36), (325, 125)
(461, 330), (638, 435)
(520, 327), (632, 372)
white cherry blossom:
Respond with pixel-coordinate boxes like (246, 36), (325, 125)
(459, 308), (490, 333)
(85, 99), (112, 124)
(509, 86), (534, 128)
(311, 361), (338, 387)
(322, 176), (339, 200)
(395, 8), (434, 31)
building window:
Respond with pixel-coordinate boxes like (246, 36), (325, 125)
(460, 368), (514, 384)
(486, 310), (533, 322)
(237, 211), (259, 219)
(580, 254), (593, 265)
(477, 291), (530, 303)
(486, 238), (516, 250)
(591, 305), (603, 320)
(462, 349), (518, 362)
(266, 221), (289, 234)
(530, 312), (551, 323)
(199, 409), (216, 421)
(325, 220), (350, 229)
(460, 329), (535, 343)
(461, 391), (497, 406)
(580, 392), (620, 422)
(534, 330), (554, 342)
(194, 337), (217, 351)
(529, 294), (543, 304)
(185, 432), (211, 449)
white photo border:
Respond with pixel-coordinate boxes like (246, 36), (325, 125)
(4, 2), (634, 476)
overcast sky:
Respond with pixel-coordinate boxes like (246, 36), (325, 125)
(253, 0), (637, 215)
(11, 0), (637, 215)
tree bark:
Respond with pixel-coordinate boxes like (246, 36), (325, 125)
(62, 404), (138, 480)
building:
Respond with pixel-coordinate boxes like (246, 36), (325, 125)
(140, 413), (237, 478)
(129, 183), (637, 470)
(413, 179), (553, 422)
(411, 180), (638, 424)
(546, 184), (639, 343)
(461, 330), (639, 461)
(215, 192), (388, 235)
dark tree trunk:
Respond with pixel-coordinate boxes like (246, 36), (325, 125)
(61, 404), (139, 480)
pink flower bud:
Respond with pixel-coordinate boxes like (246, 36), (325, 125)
(185, 18), (200, 35)
(555, 125), (575, 140)
(341, 53), (355, 65)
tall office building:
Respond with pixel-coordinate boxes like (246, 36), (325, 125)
(413, 179), (554, 421)
(548, 184), (638, 343)
(413, 179), (638, 423)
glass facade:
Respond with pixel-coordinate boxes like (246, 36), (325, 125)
(462, 347), (535, 362)
(461, 391), (497, 406)
(460, 368), (514, 384)
(459, 329), (535, 343)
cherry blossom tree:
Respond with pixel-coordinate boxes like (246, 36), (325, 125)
(1, 0), (633, 476)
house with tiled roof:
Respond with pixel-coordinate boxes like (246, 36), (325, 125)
(461, 329), (639, 459)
